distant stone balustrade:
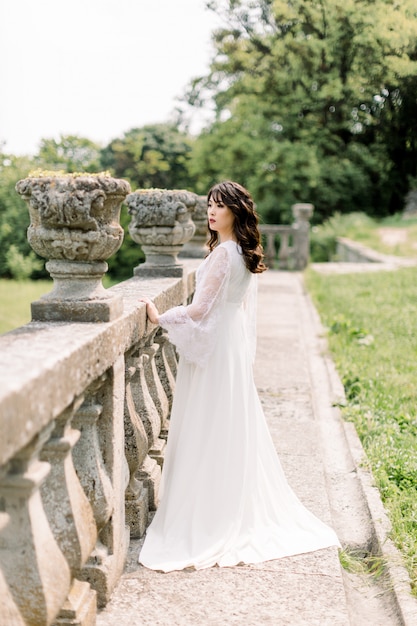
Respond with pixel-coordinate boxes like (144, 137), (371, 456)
(0, 178), (312, 625)
(260, 203), (314, 270)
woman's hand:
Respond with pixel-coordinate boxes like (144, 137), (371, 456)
(139, 297), (160, 325)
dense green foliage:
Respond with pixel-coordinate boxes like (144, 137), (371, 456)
(0, 153), (45, 280)
(305, 266), (417, 595)
(185, 0), (417, 222)
(100, 124), (196, 190)
(34, 135), (102, 173)
(0, 279), (52, 333)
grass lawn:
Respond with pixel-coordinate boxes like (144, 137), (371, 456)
(0, 276), (119, 335)
(0, 279), (52, 334)
(305, 265), (417, 596)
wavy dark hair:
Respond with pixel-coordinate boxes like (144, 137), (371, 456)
(207, 181), (267, 274)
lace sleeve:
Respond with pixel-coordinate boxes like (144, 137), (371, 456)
(158, 246), (231, 367)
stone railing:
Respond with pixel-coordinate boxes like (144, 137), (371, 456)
(0, 178), (312, 625)
(336, 236), (417, 269)
(260, 203), (314, 270)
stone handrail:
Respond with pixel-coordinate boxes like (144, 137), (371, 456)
(0, 264), (199, 625)
(0, 178), (312, 625)
(336, 236), (417, 267)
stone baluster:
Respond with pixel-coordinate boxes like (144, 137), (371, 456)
(0, 512), (26, 625)
(126, 188), (197, 277)
(129, 345), (162, 510)
(278, 229), (291, 268)
(40, 399), (97, 626)
(124, 359), (150, 538)
(71, 359), (129, 608)
(0, 425), (71, 625)
(154, 330), (176, 413)
(144, 342), (170, 444)
(292, 203), (314, 270)
(162, 331), (179, 379)
(16, 174), (130, 322)
(264, 230), (277, 267)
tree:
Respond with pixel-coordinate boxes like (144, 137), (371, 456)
(0, 152), (44, 279)
(100, 124), (196, 190)
(186, 0), (417, 222)
(35, 134), (102, 173)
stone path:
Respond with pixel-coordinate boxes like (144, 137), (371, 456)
(97, 270), (417, 626)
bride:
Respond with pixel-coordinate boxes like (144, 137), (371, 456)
(138, 180), (340, 572)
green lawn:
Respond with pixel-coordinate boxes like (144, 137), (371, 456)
(305, 265), (417, 595)
(0, 276), (119, 334)
(0, 279), (53, 334)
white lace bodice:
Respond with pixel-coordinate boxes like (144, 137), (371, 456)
(158, 241), (257, 367)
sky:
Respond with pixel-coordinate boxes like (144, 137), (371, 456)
(0, 0), (222, 156)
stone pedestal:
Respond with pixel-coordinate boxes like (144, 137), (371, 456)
(126, 188), (197, 277)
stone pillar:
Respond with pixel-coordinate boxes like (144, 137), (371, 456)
(72, 359), (129, 608)
(179, 194), (208, 258)
(40, 400), (97, 626)
(292, 203), (314, 270)
(0, 425), (71, 625)
(154, 331), (176, 413)
(126, 188), (197, 277)
(124, 360), (150, 538)
(16, 174), (130, 322)
(0, 512), (24, 624)
(128, 345), (162, 510)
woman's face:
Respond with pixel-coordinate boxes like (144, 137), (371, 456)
(207, 196), (235, 241)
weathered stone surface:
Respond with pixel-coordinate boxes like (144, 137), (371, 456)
(180, 194), (208, 258)
(0, 426), (71, 625)
(126, 188), (197, 276)
(0, 272), (188, 467)
(15, 175), (130, 322)
(16, 175), (129, 262)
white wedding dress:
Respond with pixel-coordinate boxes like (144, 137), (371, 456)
(139, 240), (340, 572)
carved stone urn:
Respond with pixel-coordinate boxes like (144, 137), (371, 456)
(16, 174), (131, 322)
(126, 188), (197, 277)
(179, 194), (208, 259)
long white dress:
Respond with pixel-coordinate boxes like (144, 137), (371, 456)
(139, 240), (340, 572)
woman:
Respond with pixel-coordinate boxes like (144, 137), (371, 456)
(138, 181), (340, 572)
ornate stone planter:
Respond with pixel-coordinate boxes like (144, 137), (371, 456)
(126, 188), (197, 277)
(179, 194), (208, 258)
(16, 174), (130, 322)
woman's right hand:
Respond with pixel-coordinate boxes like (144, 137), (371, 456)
(139, 297), (159, 325)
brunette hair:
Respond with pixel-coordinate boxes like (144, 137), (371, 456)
(207, 181), (267, 274)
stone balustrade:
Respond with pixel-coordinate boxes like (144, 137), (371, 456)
(260, 203), (314, 270)
(0, 176), (312, 625)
